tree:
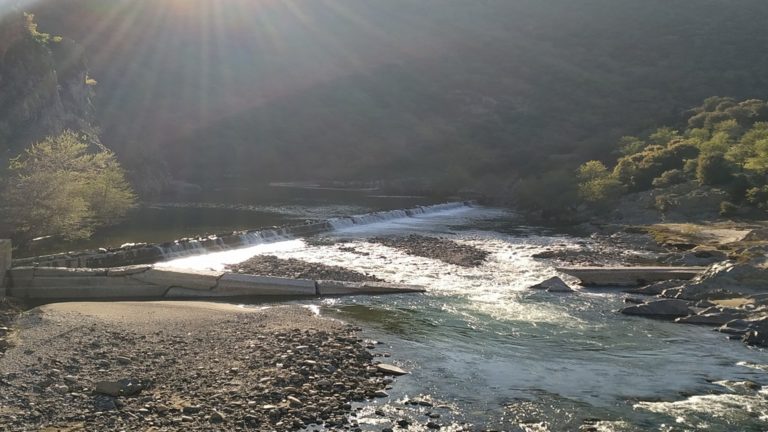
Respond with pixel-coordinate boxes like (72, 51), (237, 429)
(1, 131), (136, 243)
(577, 161), (625, 205)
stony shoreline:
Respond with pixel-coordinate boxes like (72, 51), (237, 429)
(0, 302), (409, 431)
(534, 220), (768, 350)
(370, 235), (489, 267)
(227, 255), (383, 283)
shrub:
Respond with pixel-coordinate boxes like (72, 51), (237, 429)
(719, 201), (739, 217)
(613, 142), (699, 191)
(652, 169), (686, 188)
(746, 186), (768, 209)
(577, 161), (625, 206)
(696, 152), (733, 186)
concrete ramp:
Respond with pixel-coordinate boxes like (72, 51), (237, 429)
(557, 266), (706, 287)
(6, 265), (425, 301)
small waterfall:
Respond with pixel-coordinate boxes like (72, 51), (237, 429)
(24, 201), (475, 268)
(328, 201), (471, 230)
(158, 239), (207, 259)
(240, 228), (290, 246)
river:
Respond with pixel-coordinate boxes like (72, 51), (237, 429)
(146, 201), (768, 431)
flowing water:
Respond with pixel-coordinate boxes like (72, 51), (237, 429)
(152, 204), (768, 431)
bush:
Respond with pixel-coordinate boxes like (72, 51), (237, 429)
(746, 186), (768, 209)
(719, 201), (739, 217)
(652, 169), (686, 188)
(696, 152), (733, 186)
(577, 161), (625, 206)
(613, 142), (699, 191)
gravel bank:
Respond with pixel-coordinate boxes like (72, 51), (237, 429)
(227, 255), (383, 282)
(0, 302), (404, 431)
(370, 235), (489, 267)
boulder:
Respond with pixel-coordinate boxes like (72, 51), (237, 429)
(661, 259), (768, 300)
(717, 319), (752, 335)
(741, 229), (768, 242)
(624, 279), (685, 295)
(529, 277), (574, 293)
(674, 307), (749, 326)
(620, 299), (693, 318)
(376, 364), (408, 376)
(658, 248), (728, 266)
(742, 318), (768, 347)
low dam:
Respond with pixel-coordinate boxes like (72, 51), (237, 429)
(12, 202), (473, 269)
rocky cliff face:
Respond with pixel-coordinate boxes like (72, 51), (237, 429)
(0, 12), (98, 165)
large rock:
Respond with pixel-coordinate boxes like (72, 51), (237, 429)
(674, 307), (749, 326)
(658, 248), (728, 266)
(661, 259), (768, 300)
(529, 276), (574, 293)
(376, 364), (408, 376)
(620, 299), (693, 318)
(624, 279), (685, 295)
(742, 318), (768, 347)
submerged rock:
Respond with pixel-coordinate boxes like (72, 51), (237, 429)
(620, 299), (693, 318)
(529, 277), (574, 293)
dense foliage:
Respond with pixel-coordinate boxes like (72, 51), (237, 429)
(0, 131), (136, 244)
(576, 97), (768, 216)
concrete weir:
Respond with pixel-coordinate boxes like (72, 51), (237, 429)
(557, 266), (706, 287)
(5, 265), (426, 301)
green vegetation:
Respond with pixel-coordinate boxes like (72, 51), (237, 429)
(576, 97), (768, 215)
(1, 131), (136, 244)
(576, 161), (624, 207)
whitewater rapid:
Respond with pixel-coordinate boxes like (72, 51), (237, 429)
(158, 204), (768, 431)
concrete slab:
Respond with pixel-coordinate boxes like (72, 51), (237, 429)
(557, 266), (706, 287)
(34, 267), (108, 277)
(317, 280), (426, 296)
(216, 273), (317, 296)
(129, 268), (223, 290)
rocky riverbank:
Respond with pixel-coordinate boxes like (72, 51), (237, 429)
(226, 255), (383, 283)
(0, 302), (410, 431)
(369, 235), (489, 267)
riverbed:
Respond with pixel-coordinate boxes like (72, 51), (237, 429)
(155, 204), (768, 431)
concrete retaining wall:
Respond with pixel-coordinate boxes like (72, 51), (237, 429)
(0, 240), (10, 297)
(6, 265), (425, 301)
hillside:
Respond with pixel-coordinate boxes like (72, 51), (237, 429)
(0, 10), (99, 167)
(20, 0), (768, 196)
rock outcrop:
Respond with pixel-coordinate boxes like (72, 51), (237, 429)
(620, 299), (693, 318)
(0, 12), (98, 162)
(529, 276), (574, 293)
(661, 259), (768, 301)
